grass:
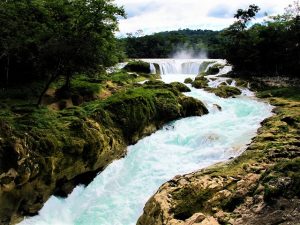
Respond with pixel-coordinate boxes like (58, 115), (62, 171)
(256, 87), (300, 101)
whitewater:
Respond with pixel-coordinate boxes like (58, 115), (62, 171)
(19, 59), (273, 225)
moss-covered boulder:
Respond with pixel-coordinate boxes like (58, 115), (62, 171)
(206, 64), (222, 75)
(124, 60), (151, 73)
(184, 78), (193, 84)
(192, 77), (209, 89)
(170, 82), (191, 92)
(205, 85), (241, 98)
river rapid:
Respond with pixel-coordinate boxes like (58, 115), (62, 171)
(19, 59), (273, 225)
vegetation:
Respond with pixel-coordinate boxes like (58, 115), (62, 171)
(221, 2), (300, 77)
(120, 29), (222, 59)
(0, 0), (125, 103)
(123, 60), (151, 73)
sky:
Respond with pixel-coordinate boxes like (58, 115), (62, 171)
(114, 0), (294, 36)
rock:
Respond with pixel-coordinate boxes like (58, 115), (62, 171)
(213, 104), (222, 111)
(205, 86), (241, 98)
(184, 78), (193, 84)
(192, 77), (209, 89)
(170, 82), (191, 92)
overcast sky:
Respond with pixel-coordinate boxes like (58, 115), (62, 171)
(114, 0), (293, 36)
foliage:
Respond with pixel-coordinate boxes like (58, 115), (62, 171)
(0, 0), (125, 92)
(221, 4), (300, 77)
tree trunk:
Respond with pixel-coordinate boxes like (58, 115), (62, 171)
(37, 75), (55, 106)
(37, 59), (61, 106)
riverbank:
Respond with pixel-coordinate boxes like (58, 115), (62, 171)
(138, 86), (300, 225)
(0, 73), (208, 225)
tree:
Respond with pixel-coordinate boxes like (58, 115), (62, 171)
(234, 4), (260, 30)
(0, 0), (125, 103)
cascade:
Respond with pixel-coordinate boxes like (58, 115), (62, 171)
(149, 63), (156, 74)
(143, 59), (226, 75)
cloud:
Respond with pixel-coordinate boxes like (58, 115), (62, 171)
(207, 4), (234, 18)
(114, 0), (294, 36)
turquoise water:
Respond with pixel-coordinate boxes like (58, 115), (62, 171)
(20, 70), (273, 225)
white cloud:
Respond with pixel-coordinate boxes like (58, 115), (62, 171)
(114, 0), (294, 36)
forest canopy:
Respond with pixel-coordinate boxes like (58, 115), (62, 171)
(0, 0), (125, 89)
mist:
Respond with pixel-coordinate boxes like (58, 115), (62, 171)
(170, 46), (208, 59)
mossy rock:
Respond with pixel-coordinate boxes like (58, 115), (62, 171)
(205, 86), (241, 98)
(199, 61), (216, 74)
(179, 96), (208, 117)
(207, 64), (222, 75)
(184, 78), (193, 84)
(207, 67), (220, 75)
(235, 79), (248, 88)
(192, 77), (209, 89)
(170, 82), (191, 92)
(124, 60), (151, 74)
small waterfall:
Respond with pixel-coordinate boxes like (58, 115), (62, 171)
(149, 63), (156, 74)
(159, 61), (182, 74)
(181, 62), (202, 74)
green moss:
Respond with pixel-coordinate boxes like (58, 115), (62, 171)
(170, 82), (191, 92)
(192, 77), (209, 89)
(106, 71), (137, 85)
(205, 86), (241, 98)
(262, 158), (300, 202)
(124, 60), (151, 73)
(70, 76), (102, 97)
(257, 87), (300, 101)
(206, 64), (221, 75)
(184, 78), (193, 84)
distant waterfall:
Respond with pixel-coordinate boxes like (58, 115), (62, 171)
(158, 61), (201, 75)
(144, 59), (226, 75)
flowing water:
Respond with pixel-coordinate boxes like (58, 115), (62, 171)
(20, 59), (273, 225)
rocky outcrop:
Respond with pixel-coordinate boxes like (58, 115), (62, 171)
(138, 95), (300, 225)
(0, 85), (208, 225)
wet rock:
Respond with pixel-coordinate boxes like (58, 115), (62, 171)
(184, 78), (193, 84)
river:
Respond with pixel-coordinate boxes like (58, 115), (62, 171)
(19, 59), (273, 225)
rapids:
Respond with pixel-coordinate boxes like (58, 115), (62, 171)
(19, 59), (273, 225)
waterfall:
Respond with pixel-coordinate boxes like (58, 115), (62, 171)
(149, 63), (156, 74)
(143, 59), (226, 75)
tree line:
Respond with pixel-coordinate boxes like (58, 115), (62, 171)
(121, 2), (300, 77)
(120, 29), (223, 59)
